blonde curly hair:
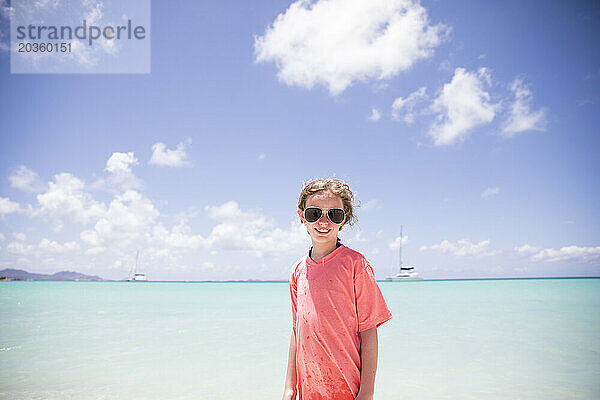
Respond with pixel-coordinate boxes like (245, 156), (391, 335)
(297, 177), (357, 230)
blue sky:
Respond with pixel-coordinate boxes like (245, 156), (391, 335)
(0, 0), (598, 281)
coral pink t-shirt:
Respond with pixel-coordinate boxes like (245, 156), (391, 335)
(289, 245), (392, 400)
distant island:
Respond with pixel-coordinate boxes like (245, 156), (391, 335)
(0, 268), (104, 281)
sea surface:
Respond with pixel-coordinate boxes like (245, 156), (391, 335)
(1, 278), (599, 399)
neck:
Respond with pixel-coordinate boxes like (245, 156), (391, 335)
(310, 239), (339, 262)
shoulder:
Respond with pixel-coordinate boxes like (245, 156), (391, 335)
(339, 246), (371, 274)
(339, 245), (364, 259)
(289, 255), (307, 279)
(291, 255), (306, 270)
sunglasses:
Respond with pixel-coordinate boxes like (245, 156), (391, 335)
(303, 207), (346, 224)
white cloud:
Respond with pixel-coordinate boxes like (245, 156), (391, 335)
(86, 2), (119, 56)
(104, 151), (141, 190)
(149, 139), (192, 167)
(0, 1), (12, 51)
(368, 107), (381, 121)
(0, 0), (13, 19)
(38, 239), (79, 253)
(0, 197), (22, 215)
(481, 186), (500, 199)
(478, 68), (492, 86)
(84, 1), (103, 24)
(68, 39), (96, 66)
(5, 237), (79, 257)
(105, 151), (138, 175)
(80, 190), (160, 249)
(350, 231), (368, 243)
(517, 244), (600, 264)
(56, 1), (121, 65)
(438, 59), (452, 72)
(0, 232), (5, 241)
(502, 77), (547, 137)
(421, 238), (501, 257)
(257, 153), (266, 161)
(36, 173), (107, 224)
(14, 232), (26, 241)
(429, 67), (497, 146)
(202, 261), (216, 271)
(84, 246), (105, 256)
(141, 247), (183, 272)
(203, 201), (309, 256)
(514, 244), (541, 255)
(388, 235), (408, 250)
(205, 201), (247, 220)
(533, 246), (600, 264)
(152, 222), (205, 249)
(33, 0), (60, 10)
(8, 165), (46, 192)
(6, 241), (34, 255)
(254, 0), (448, 95)
(392, 86), (427, 123)
(361, 199), (380, 211)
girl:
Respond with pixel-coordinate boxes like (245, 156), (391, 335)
(283, 178), (392, 400)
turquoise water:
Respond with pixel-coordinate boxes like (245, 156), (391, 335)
(1, 279), (599, 399)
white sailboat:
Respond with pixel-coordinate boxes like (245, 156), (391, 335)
(386, 226), (423, 281)
(126, 250), (148, 281)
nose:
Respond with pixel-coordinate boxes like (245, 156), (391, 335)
(317, 212), (329, 224)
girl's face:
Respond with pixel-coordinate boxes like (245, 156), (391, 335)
(298, 190), (346, 246)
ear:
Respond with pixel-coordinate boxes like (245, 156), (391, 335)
(297, 208), (305, 224)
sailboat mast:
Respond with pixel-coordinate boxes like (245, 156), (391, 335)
(399, 225), (403, 269)
(134, 250), (140, 276)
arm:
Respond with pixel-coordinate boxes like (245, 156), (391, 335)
(282, 327), (297, 400)
(355, 326), (378, 400)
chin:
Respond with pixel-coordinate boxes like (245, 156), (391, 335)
(311, 234), (337, 243)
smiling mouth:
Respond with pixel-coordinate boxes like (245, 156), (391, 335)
(315, 228), (331, 234)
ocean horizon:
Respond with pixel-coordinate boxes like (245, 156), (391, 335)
(4, 276), (600, 283)
(2, 278), (599, 399)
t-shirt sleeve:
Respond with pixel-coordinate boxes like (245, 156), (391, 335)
(289, 267), (297, 330)
(354, 259), (392, 332)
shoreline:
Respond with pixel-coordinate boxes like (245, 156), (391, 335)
(2, 276), (598, 283)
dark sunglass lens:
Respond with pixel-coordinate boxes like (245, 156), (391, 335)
(304, 208), (322, 222)
(328, 209), (345, 224)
